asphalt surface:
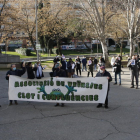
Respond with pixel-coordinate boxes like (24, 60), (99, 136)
(0, 68), (140, 140)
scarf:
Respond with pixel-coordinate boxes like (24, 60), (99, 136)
(36, 66), (42, 77)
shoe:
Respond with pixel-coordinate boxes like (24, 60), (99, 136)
(61, 103), (64, 107)
(130, 86), (134, 88)
(9, 102), (12, 106)
(114, 83), (117, 85)
(97, 104), (102, 108)
(136, 86), (138, 89)
(54, 103), (59, 107)
(105, 105), (108, 109)
(15, 101), (18, 105)
(119, 83), (121, 85)
(0, 105), (1, 107)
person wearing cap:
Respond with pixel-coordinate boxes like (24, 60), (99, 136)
(26, 62), (37, 79)
(96, 66), (112, 109)
(53, 63), (66, 107)
(67, 58), (75, 78)
(113, 57), (121, 85)
(6, 62), (26, 105)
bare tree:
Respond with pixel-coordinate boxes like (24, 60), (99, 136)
(64, 0), (117, 65)
(114, 0), (140, 57)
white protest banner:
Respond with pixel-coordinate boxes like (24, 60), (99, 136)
(9, 76), (108, 103)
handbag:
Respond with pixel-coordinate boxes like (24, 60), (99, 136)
(113, 67), (117, 72)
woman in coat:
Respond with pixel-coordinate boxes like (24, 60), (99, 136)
(87, 57), (94, 77)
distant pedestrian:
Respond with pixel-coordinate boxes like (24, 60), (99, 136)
(60, 57), (68, 77)
(118, 54), (122, 61)
(75, 56), (81, 76)
(87, 57), (93, 77)
(96, 66), (112, 109)
(100, 56), (105, 64)
(127, 55), (139, 89)
(67, 58), (75, 78)
(93, 56), (98, 71)
(113, 57), (121, 85)
(6, 62), (26, 105)
(82, 56), (87, 71)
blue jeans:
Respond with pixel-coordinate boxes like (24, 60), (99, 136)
(115, 72), (121, 84)
(82, 64), (87, 71)
(94, 64), (97, 70)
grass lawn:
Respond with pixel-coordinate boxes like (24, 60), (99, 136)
(2, 47), (138, 60)
(2, 51), (56, 58)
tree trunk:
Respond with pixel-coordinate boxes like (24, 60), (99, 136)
(57, 38), (62, 55)
(100, 40), (110, 67)
(29, 36), (37, 55)
(129, 38), (134, 58)
(120, 41), (123, 58)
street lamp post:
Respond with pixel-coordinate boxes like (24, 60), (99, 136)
(35, 0), (39, 61)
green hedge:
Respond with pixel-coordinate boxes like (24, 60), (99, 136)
(15, 48), (31, 56)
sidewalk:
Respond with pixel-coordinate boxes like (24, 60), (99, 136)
(0, 68), (140, 140)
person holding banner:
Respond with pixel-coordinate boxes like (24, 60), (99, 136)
(96, 66), (112, 109)
(26, 62), (37, 79)
(6, 62), (26, 105)
(127, 55), (139, 89)
(87, 57), (94, 77)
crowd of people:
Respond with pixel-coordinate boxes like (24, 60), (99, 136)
(4, 54), (140, 109)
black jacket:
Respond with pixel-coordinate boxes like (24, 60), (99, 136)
(53, 69), (66, 77)
(113, 60), (121, 73)
(82, 58), (87, 65)
(127, 59), (139, 72)
(61, 58), (67, 70)
(27, 66), (37, 79)
(53, 58), (60, 63)
(94, 59), (98, 64)
(75, 58), (81, 69)
(96, 70), (112, 90)
(6, 67), (26, 80)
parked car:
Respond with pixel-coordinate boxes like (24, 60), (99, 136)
(110, 45), (116, 48)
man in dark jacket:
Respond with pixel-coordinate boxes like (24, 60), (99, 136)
(113, 57), (121, 85)
(6, 63), (26, 105)
(60, 57), (68, 77)
(96, 66), (112, 109)
(82, 56), (87, 71)
(127, 55), (139, 89)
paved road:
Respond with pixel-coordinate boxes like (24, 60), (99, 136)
(0, 68), (140, 140)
